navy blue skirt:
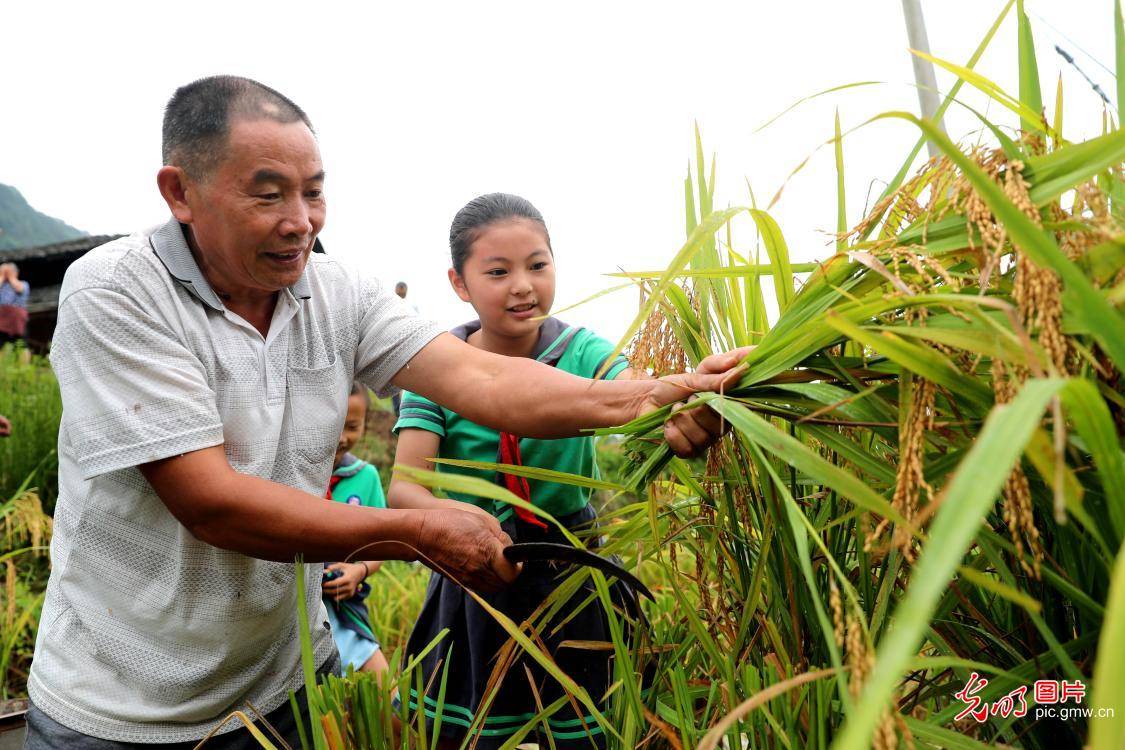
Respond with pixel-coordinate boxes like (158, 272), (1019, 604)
(404, 504), (634, 749)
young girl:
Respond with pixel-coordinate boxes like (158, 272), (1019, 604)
(323, 382), (391, 677)
(389, 193), (639, 749)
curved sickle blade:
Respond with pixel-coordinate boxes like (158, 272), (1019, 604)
(503, 542), (654, 601)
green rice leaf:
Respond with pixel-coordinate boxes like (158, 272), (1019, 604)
(835, 109), (847, 252)
(706, 394), (910, 528)
(748, 209), (795, 310)
(1059, 379), (1125, 540)
(1025, 127), (1125, 204)
(391, 465), (580, 547)
(1089, 537), (1125, 750)
(293, 559), (328, 750)
(1016, 0), (1044, 134)
(909, 49), (1048, 136)
(603, 206), (744, 377)
(833, 378), (1065, 750)
(606, 263), (819, 280)
(429, 458), (626, 493)
(1117, 0), (1124, 128)
(826, 312), (993, 411)
(754, 81), (882, 133)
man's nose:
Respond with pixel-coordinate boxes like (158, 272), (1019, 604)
(279, 198), (314, 238)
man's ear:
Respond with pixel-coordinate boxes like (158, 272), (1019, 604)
(156, 166), (195, 223)
(448, 267), (472, 303)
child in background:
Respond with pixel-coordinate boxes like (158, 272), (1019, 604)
(323, 382), (390, 676)
(389, 193), (637, 749)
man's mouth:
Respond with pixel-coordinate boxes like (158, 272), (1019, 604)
(264, 249), (304, 265)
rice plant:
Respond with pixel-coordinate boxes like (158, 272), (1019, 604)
(289, 3), (1124, 748)
(1, 483), (52, 700)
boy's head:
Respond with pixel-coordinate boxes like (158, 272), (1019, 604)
(335, 382), (370, 466)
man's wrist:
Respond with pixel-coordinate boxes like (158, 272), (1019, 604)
(595, 377), (658, 426)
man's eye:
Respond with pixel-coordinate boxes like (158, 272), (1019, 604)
(306, 190), (323, 200)
(258, 193), (281, 201)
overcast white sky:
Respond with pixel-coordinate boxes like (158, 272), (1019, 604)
(1, 1), (1118, 343)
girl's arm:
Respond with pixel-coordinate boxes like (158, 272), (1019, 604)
(387, 428), (491, 518)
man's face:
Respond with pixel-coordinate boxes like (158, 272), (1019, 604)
(183, 119), (326, 296)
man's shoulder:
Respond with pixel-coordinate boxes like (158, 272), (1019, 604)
(59, 227), (165, 304)
(302, 254), (395, 312)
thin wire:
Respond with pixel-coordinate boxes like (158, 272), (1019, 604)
(1029, 9), (1114, 77)
(1055, 44), (1114, 108)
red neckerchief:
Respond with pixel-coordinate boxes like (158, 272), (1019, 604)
(325, 474), (343, 501)
(498, 431), (548, 530)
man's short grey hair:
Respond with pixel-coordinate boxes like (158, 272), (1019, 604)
(162, 75), (314, 180)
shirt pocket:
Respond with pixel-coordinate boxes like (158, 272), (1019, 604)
(287, 360), (348, 465)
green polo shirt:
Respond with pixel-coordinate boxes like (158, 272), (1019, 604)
(393, 318), (629, 518)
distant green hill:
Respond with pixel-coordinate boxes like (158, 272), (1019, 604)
(0, 183), (85, 250)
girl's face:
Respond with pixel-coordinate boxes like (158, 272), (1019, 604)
(449, 218), (556, 340)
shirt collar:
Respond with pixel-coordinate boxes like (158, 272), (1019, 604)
(149, 218), (313, 311)
(449, 317), (573, 364)
(333, 453), (365, 478)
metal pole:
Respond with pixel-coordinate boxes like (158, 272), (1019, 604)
(901, 0), (947, 159)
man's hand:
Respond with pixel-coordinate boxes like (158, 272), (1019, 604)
(0, 415), (10, 438)
(642, 347), (753, 458)
(415, 508), (520, 593)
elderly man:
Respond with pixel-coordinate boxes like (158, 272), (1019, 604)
(24, 76), (744, 749)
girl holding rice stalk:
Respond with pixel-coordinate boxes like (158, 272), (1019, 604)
(389, 193), (747, 749)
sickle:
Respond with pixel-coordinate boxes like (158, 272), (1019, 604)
(502, 542), (655, 601)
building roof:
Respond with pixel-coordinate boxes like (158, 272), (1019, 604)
(0, 234), (123, 263)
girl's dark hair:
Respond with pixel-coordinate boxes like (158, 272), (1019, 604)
(449, 193), (551, 274)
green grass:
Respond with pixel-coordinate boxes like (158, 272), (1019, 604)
(0, 344), (60, 511)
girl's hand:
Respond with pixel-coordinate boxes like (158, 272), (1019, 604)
(644, 347), (753, 458)
(322, 562), (368, 600)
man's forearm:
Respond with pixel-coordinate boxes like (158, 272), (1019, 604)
(402, 341), (655, 439)
(468, 356), (653, 438)
(190, 470), (426, 563)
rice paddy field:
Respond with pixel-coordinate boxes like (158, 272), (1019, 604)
(3, 2), (1125, 748)
(293, 3), (1125, 749)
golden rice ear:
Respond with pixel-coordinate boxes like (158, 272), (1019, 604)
(627, 283), (691, 378)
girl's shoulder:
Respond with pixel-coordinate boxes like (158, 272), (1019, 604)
(551, 325), (629, 381)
